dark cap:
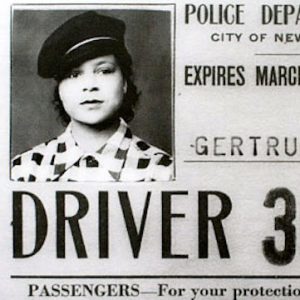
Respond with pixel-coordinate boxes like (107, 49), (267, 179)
(38, 11), (128, 78)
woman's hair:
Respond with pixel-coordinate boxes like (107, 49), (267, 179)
(53, 50), (140, 125)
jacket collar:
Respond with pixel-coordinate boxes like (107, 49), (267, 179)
(50, 119), (132, 181)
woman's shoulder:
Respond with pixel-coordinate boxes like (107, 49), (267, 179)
(132, 135), (172, 161)
(125, 134), (174, 181)
(12, 137), (59, 164)
(11, 137), (59, 181)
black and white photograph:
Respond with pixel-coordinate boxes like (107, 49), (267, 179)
(3, 1), (300, 299)
(11, 6), (174, 182)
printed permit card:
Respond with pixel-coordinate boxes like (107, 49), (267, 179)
(1, 0), (300, 299)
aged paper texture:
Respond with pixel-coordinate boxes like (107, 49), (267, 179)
(1, 0), (300, 299)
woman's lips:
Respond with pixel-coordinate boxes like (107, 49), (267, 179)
(80, 99), (104, 105)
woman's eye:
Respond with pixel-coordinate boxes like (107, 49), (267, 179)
(95, 67), (115, 75)
(67, 70), (81, 78)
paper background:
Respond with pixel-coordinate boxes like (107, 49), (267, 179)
(2, 0), (300, 299)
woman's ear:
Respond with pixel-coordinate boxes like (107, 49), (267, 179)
(123, 80), (128, 94)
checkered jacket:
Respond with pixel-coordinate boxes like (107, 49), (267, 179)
(11, 120), (173, 182)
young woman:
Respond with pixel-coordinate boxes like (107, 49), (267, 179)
(11, 11), (173, 182)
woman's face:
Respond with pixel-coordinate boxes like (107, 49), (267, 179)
(58, 55), (126, 126)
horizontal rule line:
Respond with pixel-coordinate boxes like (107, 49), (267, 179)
(10, 275), (300, 279)
(184, 160), (300, 163)
(255, 53), (300, 56)
(13, 3), (174, 6)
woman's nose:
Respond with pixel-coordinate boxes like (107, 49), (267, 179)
(82, 74), (99, 92)
(83, 86), (99, 92)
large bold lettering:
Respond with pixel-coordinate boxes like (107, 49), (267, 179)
(198, 191), (232, 258)
(99, 192), (109, 258)
(56, 191), (89, 258)
(13, 191), (47, 258)
(119, 191), (151, 258)
(263, 187), (296, 265)
(162, 191), (189, 259)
